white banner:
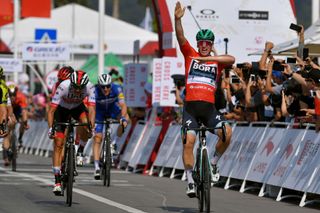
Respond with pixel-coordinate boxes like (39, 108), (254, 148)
(165, 0), (296, 62)
(160, 57), (184, 107)
(152, 58), (162, 106)
(229, 127), (266, 180)
(246, 128), (285, 183)
(0, 58), (23, 73)
(265, 129), (305, 187)
(45, 70), (58, 91)
(22, 43), (70, 61)
(124, 63), (148, 107)
(282, 130), (320, 192)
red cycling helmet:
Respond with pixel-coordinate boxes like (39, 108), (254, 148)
(57, 66), (74, 81)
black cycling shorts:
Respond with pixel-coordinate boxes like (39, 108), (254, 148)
(182, 101), (225, 135)
(53, 103), (88, 133)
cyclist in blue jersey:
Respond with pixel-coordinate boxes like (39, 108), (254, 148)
(93, 74), (130, 179)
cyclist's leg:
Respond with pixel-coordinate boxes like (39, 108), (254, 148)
(206, 110), (232, 182)
(93, 111), (104, 178)
(182, 105), (198, 197)
(2, 115), (16, 165)
(72, 104), (89, 166)
(52, 106), (68, 195)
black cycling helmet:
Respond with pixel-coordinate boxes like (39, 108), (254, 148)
(196, 29), (215, 42)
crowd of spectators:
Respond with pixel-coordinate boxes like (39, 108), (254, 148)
(174, 25), (320, 130)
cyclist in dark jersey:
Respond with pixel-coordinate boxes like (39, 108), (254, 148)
(175, 1), (235, 198)
(0, 66), (9, 137)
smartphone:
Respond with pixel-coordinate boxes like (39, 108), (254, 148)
(296, 110), (307, 117)
(303, 48), (309, 60)
(236, 63), (244, 69)
(230, 76), (240, 84)
(250, 74), (256, 82)
(251, 61), (259, 72)
(310, 90), (316, 97)
(286, 57), (296, 64)
(289, 23), (302, 32)
(272, 61), (285, 71)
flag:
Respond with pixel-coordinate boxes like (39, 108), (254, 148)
(21, 0), (51, 18)
(139, 7), (153, 32)
(0, 0), (13, 26)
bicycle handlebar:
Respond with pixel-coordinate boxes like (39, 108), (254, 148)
(53, 122), (91, 129)
(95, 118), (120, 124)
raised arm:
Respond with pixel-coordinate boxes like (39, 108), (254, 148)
(174, 1), (187, 47)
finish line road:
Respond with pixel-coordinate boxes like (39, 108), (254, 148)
(0, 154), (318, 213)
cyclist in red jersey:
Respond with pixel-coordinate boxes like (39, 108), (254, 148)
(175, 1), (234, 197)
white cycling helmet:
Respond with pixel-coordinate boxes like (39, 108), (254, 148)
(70, 70), (89, 88)
(98, 74), (112, 86)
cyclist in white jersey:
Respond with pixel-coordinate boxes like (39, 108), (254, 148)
(47, 70), (96, 196)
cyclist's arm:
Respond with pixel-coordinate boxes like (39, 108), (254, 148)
(47, 105), (57, 128)
(87, 105), (95, 129)
(118, 101), (128, 119)
(174, 1), (187, 47)
(191, 55), (235, 65)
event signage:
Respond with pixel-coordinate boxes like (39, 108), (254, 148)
(124, 63), (148, 107)
(45, 70), (58, 91)
(152, 58), (162, 106)
(159, 57), (184, 107)
(165, 0), (296, 62)
(0, 58), (23, 72)
(22, 43), (70, 61)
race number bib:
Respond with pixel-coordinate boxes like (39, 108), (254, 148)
(187, 60), (217, 87)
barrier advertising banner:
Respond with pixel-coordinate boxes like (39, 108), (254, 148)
(160, 57), (184, 107)
(282, 130), (320, 192)
(0, 58), (23, 73)
(219, 126), (250, 177)
(22, 43), (70, 61)
(124, 63), (148, 107)
(165, 0), (296, 62)
(246, 128), (285, 183)
(153, 125), (181, 167)
(230, 127), (266, 180)
(265, 129), (305, 187)
(152, 58), (162, 106)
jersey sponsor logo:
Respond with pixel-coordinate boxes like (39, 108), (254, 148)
(187, 60), (217, 87)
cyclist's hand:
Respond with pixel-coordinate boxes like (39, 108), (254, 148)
(120, 117), (128, 129)
(48, 127), (55, 139)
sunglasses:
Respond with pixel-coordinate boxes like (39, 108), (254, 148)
(100, 84), (111, 89)
(198, 40), (213, 47)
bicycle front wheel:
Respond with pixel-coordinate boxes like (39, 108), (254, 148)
(11, 133), (17, 172)
(105, 134), (112, 187)
(202, 149), (211, 213)
(66, 144), (74, 206)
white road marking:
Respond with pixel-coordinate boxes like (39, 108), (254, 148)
(0, 167), (147, 213)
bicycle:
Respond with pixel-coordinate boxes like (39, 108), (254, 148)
(53, 120), (90, 207)
(184, 122), (226, 213)
(96, 118), (120, 186)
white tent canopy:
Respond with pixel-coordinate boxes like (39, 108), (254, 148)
(0, 3), (158, 55)
(249, 19), (320, 56)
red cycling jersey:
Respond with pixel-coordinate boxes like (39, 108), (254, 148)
(180, 40), (225, 104)
(12, 90), (27, 109)
(315, 96), (320, 115)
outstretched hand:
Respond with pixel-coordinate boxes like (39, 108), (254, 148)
(175, 1), (185, 19)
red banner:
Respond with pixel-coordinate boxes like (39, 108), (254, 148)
(21, 0), (51, 18)
(0, 0), (13, 26)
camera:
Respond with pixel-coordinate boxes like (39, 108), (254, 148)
(250, 74), (256, 82)
(230, 75), (240, 84)
(171, 74), (185, 89)
(272, 61), (285, 71)
(310, 90), (316, 97)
